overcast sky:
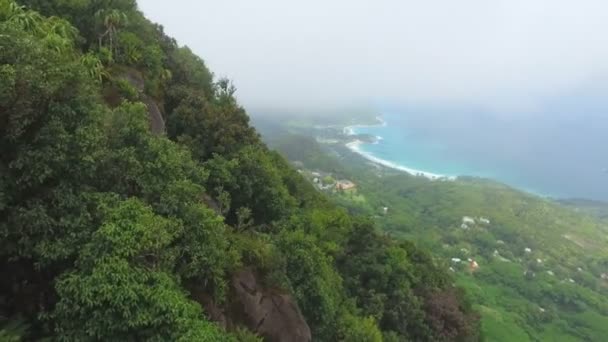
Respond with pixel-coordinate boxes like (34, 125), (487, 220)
(138, 0), (608, 113)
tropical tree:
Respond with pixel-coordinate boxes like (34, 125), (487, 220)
(0, 0), (42, 32)
(80, 53), (107, 82)
(0, 0), (22, 20)
(95, 8), (128, 55)
(1, 1), (76, 53)
(46, 16), (77, 41)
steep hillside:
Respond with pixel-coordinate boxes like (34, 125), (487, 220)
(0, 1), (480, 341)
(260, 128), (608, 341)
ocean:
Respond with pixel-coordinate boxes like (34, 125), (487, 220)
(348, 106), (608, 201)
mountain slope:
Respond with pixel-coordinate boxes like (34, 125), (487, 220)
(0, 1), (480, 340)
(259, 122), (608, 341)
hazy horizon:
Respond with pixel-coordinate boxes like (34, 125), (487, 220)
(139, 0), (608, 114)
(139, 1), (608, 201)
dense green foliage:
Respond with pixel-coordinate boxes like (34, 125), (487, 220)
(0, 0), (480, 340)
(261, 124), (608, 341)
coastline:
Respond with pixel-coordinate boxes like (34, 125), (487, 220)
(343, 115), (387, 135)
(344, 115), (455, 181)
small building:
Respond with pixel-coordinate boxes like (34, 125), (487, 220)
(460, 223), (469, 230)
(336, 180), (356, 191)
(311, 171), (322, 177)
(462, 216), (475, 225)
(313, 177), (319, 184)
(601, 273), (608, 280)
(547, 270), (554, 276)
(451, 258), (462, 263)
(383, 207), (389, 215)
(479, 217), (491, 224)
(469, 260), (479, 272)
(524, 247), (532, 253)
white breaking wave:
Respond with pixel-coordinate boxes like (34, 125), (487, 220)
(344, 115), (455, 181)
(343, 115), (386, 135)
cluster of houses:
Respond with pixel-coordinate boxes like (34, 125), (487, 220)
(298, 168), (357, 193)
(460, 216), (491, 230)
(451, 214), (608, 286)
(450, 257), (480, 272)
(335, 179), (356, 191)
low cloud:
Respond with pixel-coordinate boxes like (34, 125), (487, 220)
(139, 0), (608, 113)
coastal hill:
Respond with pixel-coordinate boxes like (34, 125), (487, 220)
(0, 1), (480, 341)
(254, 114), (608, 341)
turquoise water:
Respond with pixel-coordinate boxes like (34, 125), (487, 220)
(351, 106), (608, 201)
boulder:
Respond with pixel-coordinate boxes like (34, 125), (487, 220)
(116, 69), (165, 135)
(143, 95), (165, 135)
(231, 269), (311, 342)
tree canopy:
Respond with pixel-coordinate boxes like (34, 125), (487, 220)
(0, 1), (480, 340)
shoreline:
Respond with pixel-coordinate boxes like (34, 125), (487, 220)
(345, 140), (455, 181)
(344, 115), (456, 181)
(343, 115), (387, 135)
(340, 116), (572, 197)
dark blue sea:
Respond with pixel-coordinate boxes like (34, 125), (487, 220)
(351, 104), (608, 201)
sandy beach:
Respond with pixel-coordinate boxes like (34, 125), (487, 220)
(344, 117), (455, 181)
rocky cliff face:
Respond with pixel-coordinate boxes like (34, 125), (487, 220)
(231, 269), (311, 342)
(118, 70), (165, 135)
(142, 95), (165, 135)
(192, 269), (311, 342)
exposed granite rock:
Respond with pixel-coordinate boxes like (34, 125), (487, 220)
(117, 70), (165, 135)
(120, 69), (145, 92)
(190, 269), (311, 342)
(142, 95), (165, 135)
(230, 269), (311, 342)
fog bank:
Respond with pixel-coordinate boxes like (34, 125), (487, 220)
(139, 0), (608, 113)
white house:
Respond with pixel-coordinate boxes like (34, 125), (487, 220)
(479, 217), (491, 224)
(462, 216), (475, 225)
(524, 247), (532, 253)
(451, 258), (462, 263)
